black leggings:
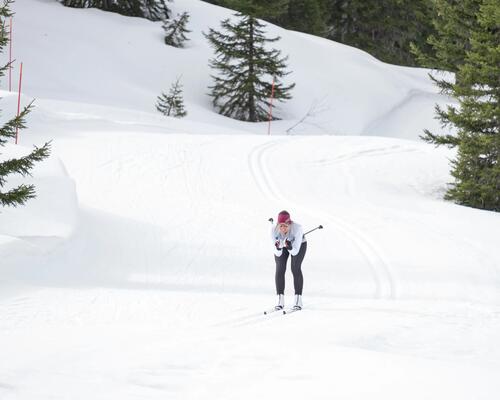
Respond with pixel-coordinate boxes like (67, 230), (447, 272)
(275, 241), (307, 295)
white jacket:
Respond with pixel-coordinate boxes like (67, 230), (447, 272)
(271, 222), (306, 257)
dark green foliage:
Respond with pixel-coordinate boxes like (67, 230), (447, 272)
(59, 0), (171, 21)
(219, 0), (289, 19)
(156, 77), (187, 118)
(275, 0), (330, 37)
(141, 0), (170, 20)
(163, 12), (191, 48)
(60, 0), (93, 7)
(411, 0), (481, 73)
(0, 0), (51, 208)
(0, 124), (52, 207)
(421, 0), (500, 211)
(0, 0), (13, 59)
(328, 0), (436, 67)
(205, 13), (295, 122)
(204, 0), (437, 67)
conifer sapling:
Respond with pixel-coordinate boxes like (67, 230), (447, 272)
(156, 77), (187, 118)
(163, 11), (191, 48)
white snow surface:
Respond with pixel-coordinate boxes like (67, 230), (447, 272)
(1, 1), (499, 399)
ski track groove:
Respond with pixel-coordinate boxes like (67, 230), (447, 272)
(248, 139), (286, 204)
(306, 145), (419, 167)
(338, 160), (397, 299)
(247, 138), (396, 300)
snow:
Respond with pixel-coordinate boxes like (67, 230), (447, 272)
(0, 1), (499, 399)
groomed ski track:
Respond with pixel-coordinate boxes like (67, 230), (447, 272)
(248, 136), (396, 300)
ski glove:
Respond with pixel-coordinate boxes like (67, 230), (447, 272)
(285, 239), (293, 251)
(275, 240), (282, 250)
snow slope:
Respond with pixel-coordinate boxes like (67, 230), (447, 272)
(1, 1), (499, 399)
(6, 0), (455, 138)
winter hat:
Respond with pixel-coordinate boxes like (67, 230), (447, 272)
(277, 210), (291, 224)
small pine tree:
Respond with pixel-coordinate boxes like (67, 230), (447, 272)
(204, 13), (295, 122)
(0, 1), (51, 208)
(156, 77), (187, 118)
(163, 12), (191, 48)
(421, 0), (500, 211)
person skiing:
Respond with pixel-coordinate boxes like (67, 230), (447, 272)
(271, 210), (307, 311)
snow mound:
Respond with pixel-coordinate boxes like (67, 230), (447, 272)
(0, 142), (78, 238)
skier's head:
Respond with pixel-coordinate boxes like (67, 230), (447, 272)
(277, 210), (291, 226)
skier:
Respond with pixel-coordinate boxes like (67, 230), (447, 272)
(271, 210), (307, 311)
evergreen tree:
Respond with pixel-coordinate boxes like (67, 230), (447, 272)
(422, 0), (500, 211)
(411, 0), (481, 73)
(276, 0), (330, 37)
(59, 0), (91, 6)
(204, 13), (295, 122)
(328, 0), (435, 67)
(141, 0), (170, 21)
(156, 77), (187, 118)
(200, 0), (222, 5)
(59, 0), (171, 21)
(163, 12), (191, 48)
(0, 0), (51, 208)
(205, 0), (436, 67)
(220, 0), (288, 20)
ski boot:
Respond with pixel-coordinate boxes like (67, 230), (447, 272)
(293, 294), (303, 311)
(275, 294), (285, 311)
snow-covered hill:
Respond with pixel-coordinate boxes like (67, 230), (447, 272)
(5, 0), (455, 138)
(1, 1), (499, 399)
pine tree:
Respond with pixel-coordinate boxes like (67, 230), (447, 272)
(328, 0), (435, 67)
(156, 77), (187, 118)
(163, 12), (191, 48)
(411, 0), (481, 73)
(59, 0), (91, 6)
(221, 0), (288, 20)
(204, 13), (295, 122)
(277, 0), (330, 37)
(421, 0), (500, 211)
(0, 0), (51, 208)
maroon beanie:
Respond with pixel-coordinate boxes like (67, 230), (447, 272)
(277, 210), (291, 224)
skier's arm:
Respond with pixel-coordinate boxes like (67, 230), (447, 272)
(289, 225), (304, 256)
(271, 226), (283, 257)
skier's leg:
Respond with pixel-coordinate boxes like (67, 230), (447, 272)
(275, 250), (289, 295)
(291, 242), (307, 295)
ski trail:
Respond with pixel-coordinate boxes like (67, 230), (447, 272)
(320, 212), (396, 299)
(247, 138), (285, 203)
(305, 145), (419, 167)
(337, 160), (397, 299)
(247, 137), (396, 300)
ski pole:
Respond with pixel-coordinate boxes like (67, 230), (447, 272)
(270, 218), (323, 235)
(303, 225), (323, 236)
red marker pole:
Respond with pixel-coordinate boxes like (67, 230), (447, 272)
(9, 16), (12, 92)
(267, 76), (275, 135)
(15, 62), (23, 145)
